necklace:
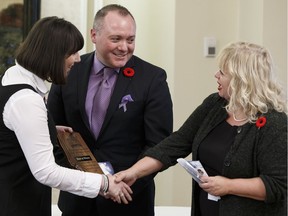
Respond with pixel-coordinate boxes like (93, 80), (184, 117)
(233, 113), (247, 122)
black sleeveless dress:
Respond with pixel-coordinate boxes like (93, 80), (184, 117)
(0, 75), (58, 216)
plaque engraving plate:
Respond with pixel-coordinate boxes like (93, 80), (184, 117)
(57, 131), (103, 174)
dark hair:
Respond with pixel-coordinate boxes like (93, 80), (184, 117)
(93, 4), (135, 31)
(16, 16), (84, 84)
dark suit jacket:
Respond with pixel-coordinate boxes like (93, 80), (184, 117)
(47, 53), (173, 216)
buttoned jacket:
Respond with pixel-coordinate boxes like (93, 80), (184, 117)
(47, 52), (173, 216)
(145, 93), (287, 216)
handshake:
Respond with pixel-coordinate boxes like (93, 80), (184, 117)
(56, 129), (138, 204)
(99, 169), (138, 204)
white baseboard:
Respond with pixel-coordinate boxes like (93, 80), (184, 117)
(52, 205), (190, 216)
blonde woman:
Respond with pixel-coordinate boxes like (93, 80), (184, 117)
(115, 41), (287, 216)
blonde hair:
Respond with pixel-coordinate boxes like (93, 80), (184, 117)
(217, 41), (287, 122)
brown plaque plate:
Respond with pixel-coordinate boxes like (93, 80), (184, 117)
(57, 131), (103, 174)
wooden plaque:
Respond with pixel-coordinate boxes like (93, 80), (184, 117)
(57, 131), (103, 174)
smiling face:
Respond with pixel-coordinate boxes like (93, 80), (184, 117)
(214, 69), (232, 100)
(64, 52), (80, 77)
(91, 11), (136, 68)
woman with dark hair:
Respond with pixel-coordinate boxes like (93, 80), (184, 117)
(16, 16), (84, 84)
(0, 16), (132, 216)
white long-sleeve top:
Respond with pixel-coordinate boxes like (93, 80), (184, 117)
(1, 63), (102, 198)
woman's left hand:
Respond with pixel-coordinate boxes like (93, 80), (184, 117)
(199, 176), (229, 197)
(56, 125), (73, 133)
(200, 176), (266, 201)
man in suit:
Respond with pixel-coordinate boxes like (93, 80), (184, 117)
(47, 4), (173, 216)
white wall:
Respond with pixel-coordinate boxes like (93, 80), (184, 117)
(41, 0), (287, 207)
(93, 0), (176, 96)
(262, 0), (287, 89)
(41, 0), (88, 55)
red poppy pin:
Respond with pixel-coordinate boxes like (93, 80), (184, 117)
(123, 67), (135, 78)
(256, 116), (266, 129)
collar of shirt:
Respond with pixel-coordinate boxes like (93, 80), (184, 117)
(2, 62), (49, 98)
(93, 54), (120, 74)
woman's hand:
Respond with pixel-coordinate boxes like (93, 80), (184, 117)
(199, 176), (266, 201)
(56, 125), (73, 133)
(101, 175), (133, 204)
(114, 169), (138, 186)
(199, 176), (229, 197)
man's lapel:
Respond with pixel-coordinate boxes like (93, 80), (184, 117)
(99, 57), (136, 136)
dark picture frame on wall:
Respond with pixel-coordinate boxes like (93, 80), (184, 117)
(0, 0), (41, 75)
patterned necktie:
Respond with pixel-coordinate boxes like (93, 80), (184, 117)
(91, 67), (116, 139)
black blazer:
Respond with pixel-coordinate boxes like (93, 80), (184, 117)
(47, 53), (173, 216)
